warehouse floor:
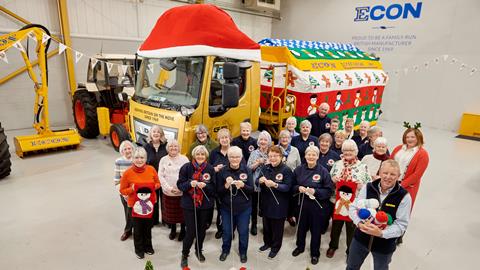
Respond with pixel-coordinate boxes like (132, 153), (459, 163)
(1, 120), (479, 270)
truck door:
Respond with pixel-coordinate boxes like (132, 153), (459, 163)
(202, 57), (251, 140)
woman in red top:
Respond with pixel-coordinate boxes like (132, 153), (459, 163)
(391, 127), (429, 209)
(120, 147), (161, 259)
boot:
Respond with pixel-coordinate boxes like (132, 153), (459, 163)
(169, 224), (177, 240)
(178, 224), (186, 241)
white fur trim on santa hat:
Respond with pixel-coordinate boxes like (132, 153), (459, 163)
(138, 45), (261, 62)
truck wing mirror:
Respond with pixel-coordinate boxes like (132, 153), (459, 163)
(223, 62), (239, 79)
(222, 83), (239, 108)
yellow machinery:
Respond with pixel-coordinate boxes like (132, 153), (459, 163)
(0, 25), (81, 157)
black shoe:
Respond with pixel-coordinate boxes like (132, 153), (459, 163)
(180, 255), (188, 268)
(136, 252), (144, 259)
(311, 256), (319, 265)
(219, 252), (229, 261)
(250, 225), (257, 236)
(145, 248), (155, 255)
(259, 245), (270, 252)
(195, 251), (206, 262)
(268, 250), (278, 259)
(397, 235), (403, 245)
(240, 254), (247, 263)
(178, 230), (185, 242)
(215, 230), (223, 239)
(292, 248), (304, 257)
(169, 230), (176, 240)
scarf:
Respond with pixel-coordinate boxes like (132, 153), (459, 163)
(139, 199), (152, 214)
(340, 157), (358, 181)
(189, 161), (207, 207)
(373, 152), (389, 161)
(132, 164), (146, 173)
(280, 144), (291, 157)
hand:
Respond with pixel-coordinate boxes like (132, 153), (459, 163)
(197, 182), (206, 189)
(265, 179), (275, 188)
(299, 186), (307, 193)
(226, 176), (234, 185)
(359, 221), (383, 237)
(171, 187), (180, 194)
(191, 180), (198, 188)
(306, 187), (315, 196)
(259, 176), (267, 184)
(332, 176), (340, 183)
(234, 180), (245, 189)
(257, 158), (265, 165)
(214, 164), (224, 172)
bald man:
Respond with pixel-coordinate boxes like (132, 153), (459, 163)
(307, 102), (331, 137)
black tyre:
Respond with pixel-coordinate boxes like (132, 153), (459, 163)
(0, 122), (12, 180)
(110, 124), (131, 152)
(73, 90), (99, 138)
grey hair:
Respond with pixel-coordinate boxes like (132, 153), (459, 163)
(257, 131), (272, 147)
(286, 116), (297, 125)
(195, 124), (209, 135)
(227, 146), (243, 158)
(305, 145), (320, 156)
(147, 125), (166, 143)
(367, 126), (382, 137)
(119, 140), (135, 156)
(191, 145), (209, 159)
(240, 122), (252, 130)
(300, 119), (312, 129)
(341, 139), (358, 155)
(380, 159), (401, 175)
(278, 129), (292, 139)
(166, 139), (181, 152)
(359, 120), (370, 128)
(318, 133), (333, 144)
(374, 137), (387, 147)
(133, 147), (147, 159)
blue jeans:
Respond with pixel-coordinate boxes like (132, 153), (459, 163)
(346, 238), (393, 270)
(220, 207), (252, 255)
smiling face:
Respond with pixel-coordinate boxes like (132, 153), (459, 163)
(194, 151), (207, 164)
(359, 122), (369, 136)
(318, 104), (329, 118)
(219, 134), (230, 147)
(228, 153), (242, 168)
(196, 130), (208, 143)
(305, 150), (319, 166)
(405, 131), (418, 148)
(122, 144), (133, 159)
(344, 120), (354, 133)
(342, 148), (356, 161)
(300, 124), (311, 137)
(150, 127), (163, 143)
(258, 136), (269, 150)
(279, 134), (290, 147)
(340, 190), (352, 201)
(380, 163), (400, 191)
(330, 122), (339, 133)
(240, 126), (251, 140)
(268, 151), (282, 167)
(335, 134), (345, 147)
(168, 143), (179, 157)
(374, 143), (387, 155)
(133, 155), (146, 167)
(319, 138), (331, 153)
(286, 120), (296, 132)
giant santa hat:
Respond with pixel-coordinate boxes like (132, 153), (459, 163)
(138, 4), (261, 61)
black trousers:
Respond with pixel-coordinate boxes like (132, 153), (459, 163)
(329, 220), (355, 254)
(132, 216), (153, 254)
(262, 217), (286, 252)
(153, 189), (162, 224)
(251, 191), (259, 227)
(295, 201), (323, 257)
(182, 208), (210, 256)
(120, 195), (133, 233)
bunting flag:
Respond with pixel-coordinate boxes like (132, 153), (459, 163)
(13, 41), (25, 53)
(90, 58), (99, 69)
(121, 65), (129, 76)
(27, 31), (37, 43)
(75, 51), (83, 63)
(443, 54), (449, 61)
(41, 32), (50, 44)
(0, 51), (8, 63)
(58, 43), (67, 55)
(106, 62), (114, 73)
(470, 68), (478, 76)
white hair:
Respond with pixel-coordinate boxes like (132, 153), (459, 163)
(119, 140), (135, 156)
(191, 145), (209, 158)
(374, 137), (387, 147)
(133, 147), (147, 159)
(227, 146), (243, 158)
(166, 139), (181, 152)
(300, 119), (312, 129)
(305, 145), (320, 156)
(257, 131), (272, 147)
(341, 139), (358, 155)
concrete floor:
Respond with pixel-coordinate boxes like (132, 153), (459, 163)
(0, 120), (479, 270)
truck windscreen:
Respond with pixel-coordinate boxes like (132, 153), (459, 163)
(134, 56), (205, 110)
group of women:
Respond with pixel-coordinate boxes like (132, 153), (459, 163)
(115, 117), (429, 267)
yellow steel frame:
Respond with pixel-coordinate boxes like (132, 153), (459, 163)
(0, 3), (76, 97)
(0, 28), (81, 157)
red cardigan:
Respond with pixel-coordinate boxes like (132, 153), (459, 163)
(390, 145), (429, 208)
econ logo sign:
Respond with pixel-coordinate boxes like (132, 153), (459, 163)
(354, 2), (422, 21)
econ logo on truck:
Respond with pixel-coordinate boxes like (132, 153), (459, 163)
(354, 2), (423, 22)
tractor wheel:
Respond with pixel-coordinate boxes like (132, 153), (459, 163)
(73, 90), (99, 138)
(110, 124), (131, 152)
(0, 122), (12, 180)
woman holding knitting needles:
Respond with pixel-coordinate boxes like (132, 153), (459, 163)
(291, 145), (334, 265)
(177, 145), (216, 268)
(216, 146), (253, 264)
(257, 145), (294, 259)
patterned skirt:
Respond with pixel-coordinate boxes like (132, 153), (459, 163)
(162, 194), (184, 224)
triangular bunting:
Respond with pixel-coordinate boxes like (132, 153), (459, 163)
(75, 51), (83, 63)
(58, 43), (67, 55)
(27, 31), (37, 43)
(121, 65), (129, 76)
(450, 58), (458, 64)
(460, 63), (466, 70)
(13, 41), (25, 53)
(0, 51), (8, 63)
(106, 62), (114, 73)
(41, 33), (50, 44)
(443, 54), (449, 61)
(90, 58), (99, 69)
(413, 65), (419, 72)
(403, 68), (408, 75)
(470, 68), (477, 76)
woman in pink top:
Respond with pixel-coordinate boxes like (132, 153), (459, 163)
(158, 139), (189, 241)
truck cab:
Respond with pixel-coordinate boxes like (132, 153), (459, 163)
(129, 56), (260, 153)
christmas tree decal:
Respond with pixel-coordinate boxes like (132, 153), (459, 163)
(354, 72), (363, 83)
(264, 69), (273, 82)
(373, 72), (380, 83)
(363, 89), (370, 101)
(308, 75), (320, 89)
(145, 260), (154, 270)
(344, 93), (352, 105)
(333, 74), (344, 85)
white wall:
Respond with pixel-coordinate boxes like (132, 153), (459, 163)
(273, 0), (480, 131)
(0, 0), (272, 130)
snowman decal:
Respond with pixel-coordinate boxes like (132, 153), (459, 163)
(334, 185), (353, 217)
(307, 94), (319, 115)
(354, 90), (362, 107)
(334, 91), (343, 111)
(133, 187), (154, 216)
